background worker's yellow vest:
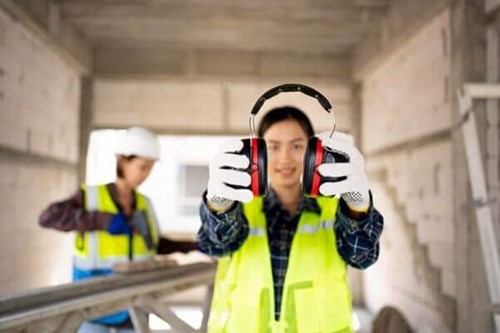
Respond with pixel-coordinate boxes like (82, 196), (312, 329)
(73, 184), (159, 276)
(208, 196), (353, 333)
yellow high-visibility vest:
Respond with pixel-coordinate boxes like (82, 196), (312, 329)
(208, 196), (353, 333)
(73, 184), (160, 273)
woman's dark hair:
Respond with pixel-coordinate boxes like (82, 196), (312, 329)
(257, 106), (314, 138)
(116, 155), (137, 178)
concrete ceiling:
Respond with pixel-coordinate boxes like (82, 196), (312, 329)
(59, 0), (391, 57)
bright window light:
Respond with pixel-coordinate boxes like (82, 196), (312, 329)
(352, 311), (361, 331)
(86, 130), (237, 234)
(149, 307), (203, 330)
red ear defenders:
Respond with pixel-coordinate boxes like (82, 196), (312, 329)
(225, 138), (268, 196)
(302, 136), (349, 197)
(240, 83), (341, 197)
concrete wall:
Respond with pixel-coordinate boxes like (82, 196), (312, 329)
(356, 0), (498, 331)
(0, 4), (495, 332)
(92, 78), (352, 136)
(357, 8), (456, 333)
(0, 7), (80, 294)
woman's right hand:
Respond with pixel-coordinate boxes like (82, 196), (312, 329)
(206, 139), (253, 206)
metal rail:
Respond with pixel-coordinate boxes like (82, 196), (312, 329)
(0, 262), (216, 333)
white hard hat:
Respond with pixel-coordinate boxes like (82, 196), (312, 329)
(115, 127), (160, 160)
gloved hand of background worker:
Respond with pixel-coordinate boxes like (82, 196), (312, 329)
(316, 131), (371, 212)
(107, 213), (132, 235)
(206, 139), (253, 205)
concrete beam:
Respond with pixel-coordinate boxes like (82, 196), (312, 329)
(94, 125), (353, 138)
(89, 125), (267, 137)
(365, 128), (452, 159)
(0, 0), (92, 74)
(62, 1), (385, 24)
(354, 0), (391, 7)
(94, 48), (351, 81)
(94, 48), (187, 76)
(0, 144), (77, 171)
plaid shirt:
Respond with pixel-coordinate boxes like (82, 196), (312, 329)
(38, 186), (115, 232)
(198, 189), (384, 320)
(39, 184), (198, 254)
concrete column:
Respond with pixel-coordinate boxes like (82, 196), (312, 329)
(450, 0), (493, 332)
(78, 76), (93, 184)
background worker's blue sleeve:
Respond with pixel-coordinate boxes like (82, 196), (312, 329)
(197, 192), (249, 257)
(334, 197), (384, 269)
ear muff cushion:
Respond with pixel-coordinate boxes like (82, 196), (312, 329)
(302, 137), (324, 197)
(302, 138), (316, 194)
(256, 139), (267, 196)
(239, 138), (267, 197)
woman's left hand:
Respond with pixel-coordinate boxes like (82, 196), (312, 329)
(315, 131), (371, 212)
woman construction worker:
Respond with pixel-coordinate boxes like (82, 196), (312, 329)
(39, 127), (197, 333)
(198, 100), (384, 332)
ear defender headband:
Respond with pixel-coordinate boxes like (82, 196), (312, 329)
(247, 83), (342, 198)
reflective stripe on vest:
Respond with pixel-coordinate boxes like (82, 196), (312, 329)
(208, 196), (353, 333)
(73, 184), (160, 271)
(248, 226), (265, 237)
(298, 220), (334, 234)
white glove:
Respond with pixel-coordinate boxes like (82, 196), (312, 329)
(316, 131), (370, 212)
(206, 139), (253, 205)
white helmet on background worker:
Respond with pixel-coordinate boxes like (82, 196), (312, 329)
(114, 127), (160, 160)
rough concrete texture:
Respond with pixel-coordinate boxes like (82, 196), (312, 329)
(93, 78), (353, 135)
(359, 9), (456, 333)
(0, 9), (80, 163)
(0, 161), (75, 293)
(94, 48), (351, 81)
(364, 176), (454, 333)
(0, 8), (80, 293)
(362, 9), (451, 154)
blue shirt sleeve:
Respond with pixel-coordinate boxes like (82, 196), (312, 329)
(334, 195), (384, 269)
(197, 194), (249, 257)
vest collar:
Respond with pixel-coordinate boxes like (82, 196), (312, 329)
(107, 182), (137, 212)
(263, 187), (321, 217)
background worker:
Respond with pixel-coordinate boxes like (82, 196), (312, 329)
(39, 127), (197, 333)
(198, 107), (384, 332)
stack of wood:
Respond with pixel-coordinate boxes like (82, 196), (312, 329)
(113, 256), (178, 273)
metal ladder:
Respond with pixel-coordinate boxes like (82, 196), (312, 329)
(457, 83), (500, 333)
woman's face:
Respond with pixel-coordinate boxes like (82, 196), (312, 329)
(119, 157), (155, 189)
(263, 119), (309, 190)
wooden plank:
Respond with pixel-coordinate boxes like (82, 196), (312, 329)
(113, 257), (178, 274)
(56, 312), (84, 333)
(0, 263), (216, 330)
(0, 262), (212, 314)
(129, 305), (150, 333)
